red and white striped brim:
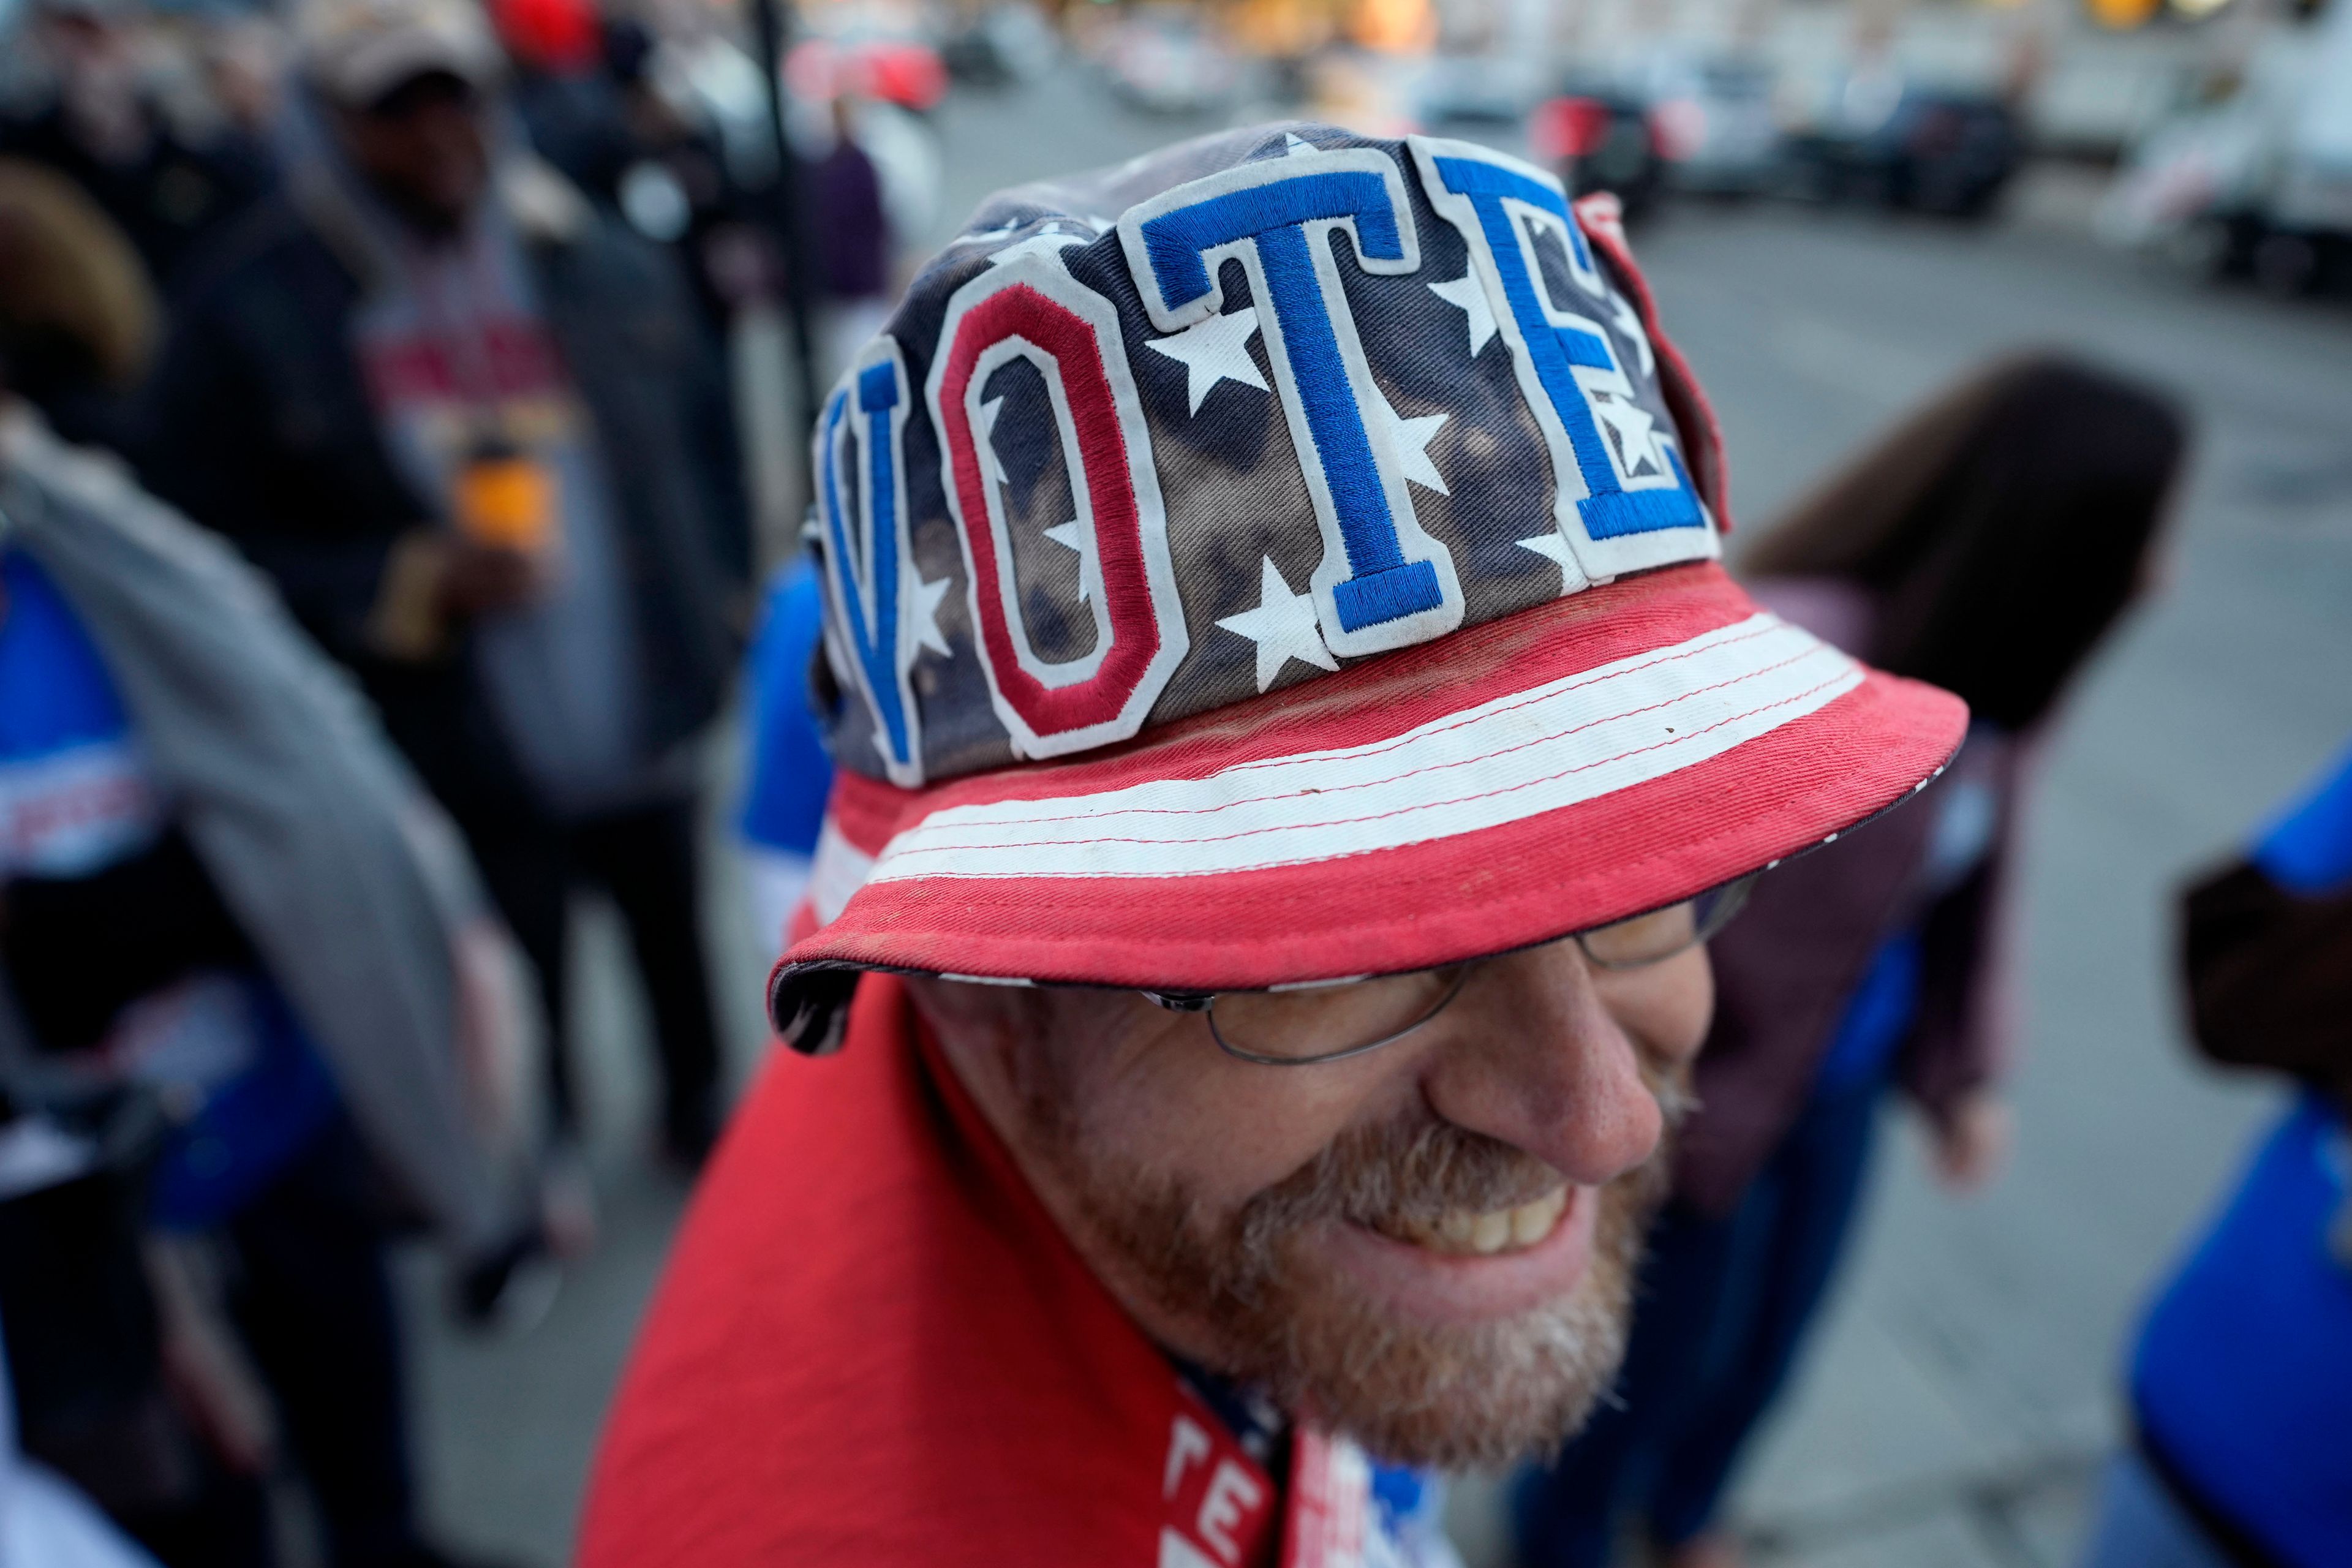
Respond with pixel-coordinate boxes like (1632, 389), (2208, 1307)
(769, 562), (1964, 1050)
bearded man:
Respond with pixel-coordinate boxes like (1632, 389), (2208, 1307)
(581, 124), (1964, 1567)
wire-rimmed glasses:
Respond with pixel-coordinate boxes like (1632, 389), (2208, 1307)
(1144, 873), (1758, 1067)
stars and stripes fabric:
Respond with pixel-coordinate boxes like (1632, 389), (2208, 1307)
(778, 122), (1965, 1049)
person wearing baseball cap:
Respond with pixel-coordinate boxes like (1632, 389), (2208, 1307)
(295, 0), (506, 119)
(581, 124), (1964, 1567)
(145, 0), (748, 1176)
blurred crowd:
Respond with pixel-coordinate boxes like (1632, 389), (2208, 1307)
(0, 0), (2342, 1566)
(0, 0), (898, 1559)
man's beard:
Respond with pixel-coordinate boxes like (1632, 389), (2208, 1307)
(1022, 1084), (1681, 1471)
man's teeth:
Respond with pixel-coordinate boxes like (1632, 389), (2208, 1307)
(1381, 1187), (1570, 1257)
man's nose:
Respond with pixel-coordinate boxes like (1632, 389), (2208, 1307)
(1417, 942), (1665, 1188)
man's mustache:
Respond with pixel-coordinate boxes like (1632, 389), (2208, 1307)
(1237, 1064), (1695, 1238)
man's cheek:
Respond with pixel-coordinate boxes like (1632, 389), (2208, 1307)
(1602, 951), (1714, 1076)
(1177, 1117), (1350, 1215)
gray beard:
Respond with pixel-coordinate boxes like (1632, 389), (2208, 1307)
(1023, 1093), (1673, 1470)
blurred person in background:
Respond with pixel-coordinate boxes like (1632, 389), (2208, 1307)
(0, 160), (542, 1568)
(0, 0), (274, 292)
(2076, 742), (2352, 1568)
(491, 0), (634, 213)
(140, 0), (750, 1175)
(0, 1126), (243, 1568)
(580, 126), (1970, 1568)
(493, 0), (753, 538)
(806, 92), (891, 382)
(1516, 356), (2188, 1568)
(734, 552), (832, 962)
(195, 16), (292, 149)
(591, 17), (746, 296)
(0, 157), (153, 453)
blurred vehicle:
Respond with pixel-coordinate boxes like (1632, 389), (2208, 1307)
(1632, 51), (1782, 198)
(1529, 85), (1664, 222)
(2099, 0), (2352, 295)
(1787, 85), (2022, 221)
(941, 2), (1059, 88)
(845, 98), (941, 258)
(1099, 10), (1248, 116)
(786, 34), (948, 115)
(1409, 51), (1548, 127)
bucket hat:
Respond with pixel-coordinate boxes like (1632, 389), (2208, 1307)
(772, 124), (1965, 1052)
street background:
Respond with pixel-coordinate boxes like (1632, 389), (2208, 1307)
(389, 47), (2352, 1568)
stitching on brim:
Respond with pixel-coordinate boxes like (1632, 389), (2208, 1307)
(1207, 617), (1781, 776)
(876, 667), (1857, 867)
(785, 699), (1962, 970)
(881, 638), (1820, 841)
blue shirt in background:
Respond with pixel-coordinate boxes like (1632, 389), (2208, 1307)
(0, 551), (164, 876)
(2253, 737), (2352, 896)
(2128, 739), (2352, 1568)
(0, 549), (336, 1231)
(1812, 929), (1924, 1091)
(738, 557), (835, 860)
(2132, 1095), (2352, 1568)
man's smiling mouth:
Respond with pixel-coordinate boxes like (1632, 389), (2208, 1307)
(1366, 1185), (1572, 1257)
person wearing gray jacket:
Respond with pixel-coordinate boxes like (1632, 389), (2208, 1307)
(140, 0), (749, 1169)
(0, 359), (541, 1566)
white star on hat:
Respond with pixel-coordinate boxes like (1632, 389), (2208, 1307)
(905, 565), (952, 659)
(1428, 269), (1498, 358)
(1041, 519), (1101, 606)
(1379, 397), (1450, 495)
(1283, 133), (1317, 157)
(976, 395), (1011, 487)
(1217, 556), (1336, 693)
(1516, 531), (1585, 596)
(1589, 389), (1661, 477)
(987, 233), (1087, 269)
(1147, 306), (1268, 415)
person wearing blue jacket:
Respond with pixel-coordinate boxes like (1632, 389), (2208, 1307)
(2081, 741), (2352, 1568)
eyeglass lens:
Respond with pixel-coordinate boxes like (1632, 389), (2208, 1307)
(1207, 967), (1471, 1065)
(1578, 875), (1755, 970)
(1197, 872), (1758, 1063)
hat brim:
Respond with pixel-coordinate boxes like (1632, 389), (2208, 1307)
(770, 562), (1964, 1042)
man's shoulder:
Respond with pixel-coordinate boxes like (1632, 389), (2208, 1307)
(579, 980), (1179, 1568)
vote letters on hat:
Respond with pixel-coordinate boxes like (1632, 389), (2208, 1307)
(929, 254), (1190, 764)
(811, 133), (1720, 788)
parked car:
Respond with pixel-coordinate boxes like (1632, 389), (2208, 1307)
(942, 3), (1059, 88)
(1627, 51), (1784, 197)
(786, 33), (949, 115)
(1411, 51), (1550, 128)
(1099, 10), (1250, 116)
(1529, 84), (1665, 221)
(1787, 83), (2022, 219)
(2100, 0), (2352, 295)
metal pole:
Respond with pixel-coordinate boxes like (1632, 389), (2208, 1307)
(750, 0), (821, 445)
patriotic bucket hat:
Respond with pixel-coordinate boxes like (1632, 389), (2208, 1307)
(772, 124), (1965, 1052)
